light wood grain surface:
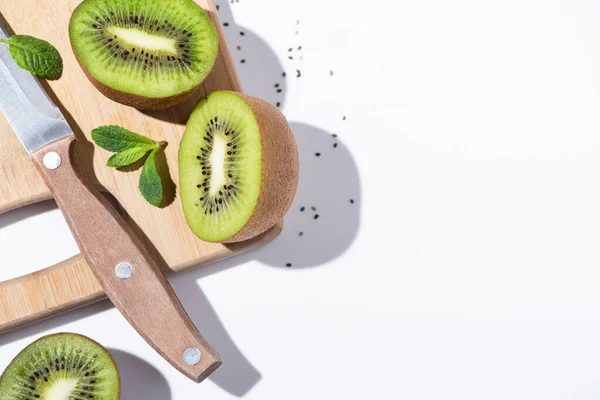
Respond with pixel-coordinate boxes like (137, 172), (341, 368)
(0, 0), (282, 332)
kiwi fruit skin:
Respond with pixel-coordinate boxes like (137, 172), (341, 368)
(76, 64), (202, 110)
(180, 91), (299, 243)
(224, 92), (299, 243)
(0, 332), (120, 400)
(69, 0), (218, 110)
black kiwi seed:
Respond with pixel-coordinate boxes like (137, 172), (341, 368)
(84, 10), (203, 75)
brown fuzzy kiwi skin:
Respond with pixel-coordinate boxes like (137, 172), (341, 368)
(0, 332), (121, 399)
(71, 44), (214, 111)
(222, 92), (299, 243)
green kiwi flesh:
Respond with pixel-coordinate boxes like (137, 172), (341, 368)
(179, 91), (299, 243)
(0, 333), (120, 400)
(69, 0), (218, 109)
(180, 91), (262, 242)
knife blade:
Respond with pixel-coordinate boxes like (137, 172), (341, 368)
(0, 25), (221, 382)
(0, 26), (71, 152)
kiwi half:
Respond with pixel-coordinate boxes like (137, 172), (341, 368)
(179, 91), (299, 243)
(0, 333), (120, 400)
(69, 0), (218, 110)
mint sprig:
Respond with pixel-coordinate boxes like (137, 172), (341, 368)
(0, 35), (63, 80)
(92, 125), (168, 207)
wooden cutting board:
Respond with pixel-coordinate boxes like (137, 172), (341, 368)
(0, 0), (281, 333)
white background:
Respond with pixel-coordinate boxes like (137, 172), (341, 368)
(3, 0), (600, 398)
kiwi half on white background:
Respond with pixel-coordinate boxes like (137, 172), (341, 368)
(179, 91), (300, 243)
(69, 0), (218, 110)
(0, 333), (120, 400)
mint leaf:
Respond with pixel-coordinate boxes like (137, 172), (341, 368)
(0, 35), (63, 80)
(139, 149), (163, 207)
(92, 125), (156, 152)
(92, 124), (168, 207)
(107, 147), (152, 168)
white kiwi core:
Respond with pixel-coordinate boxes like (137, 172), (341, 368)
(108, 26), (178, 54)
(45, 379), (79, 400)
(209, 135), (228, 196)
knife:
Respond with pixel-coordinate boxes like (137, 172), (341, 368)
(0, 25), (221, 382)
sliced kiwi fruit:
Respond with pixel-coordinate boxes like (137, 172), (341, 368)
(0, 333), (120, 400)
(179, 91), (299, 243)
(69, 0), (218, 110)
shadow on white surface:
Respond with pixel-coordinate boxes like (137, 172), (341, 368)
(109, 349), (172, 400)
(171, 276), (262, 397)
(217, 4), (288, 107)
(0, 301), (114, 348)
(255, 122), (361, 267)
(0, 200), (57, 230)
(0, 293), (257, 397)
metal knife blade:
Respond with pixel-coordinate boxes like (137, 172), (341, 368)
(0, 26), (71, 153)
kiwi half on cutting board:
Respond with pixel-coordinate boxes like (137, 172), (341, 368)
(0, 333), (119, 400)
(179, 91), (299, 243)
(69, 0), (218, 110)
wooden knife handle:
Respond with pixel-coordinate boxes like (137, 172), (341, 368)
(30, 135), (221, 383)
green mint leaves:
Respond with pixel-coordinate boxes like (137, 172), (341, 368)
(91, 125), (156, 152)
(0, 35), (63, 80)
(138, 150), (163, 207)
(92, 125), (168, 207)
(106, 147), (153, 168)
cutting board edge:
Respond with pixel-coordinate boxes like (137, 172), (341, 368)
(0, 221), (282, 334)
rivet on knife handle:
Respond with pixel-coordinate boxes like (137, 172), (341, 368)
(32, 136), (221, 382)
